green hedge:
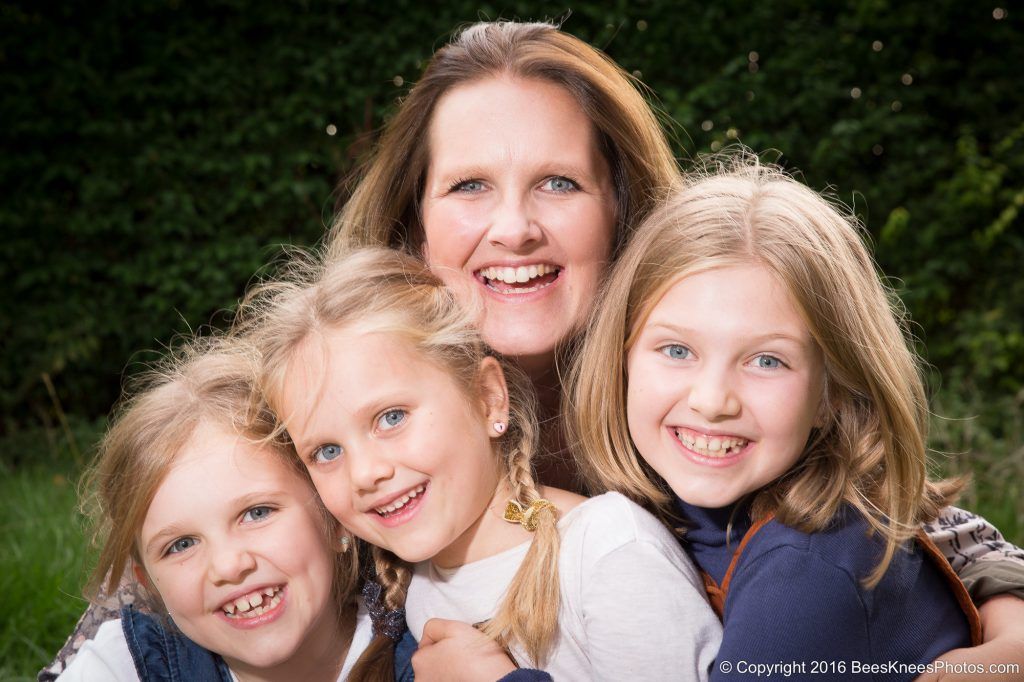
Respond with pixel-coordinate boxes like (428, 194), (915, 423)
(3, 1), (1022, 437)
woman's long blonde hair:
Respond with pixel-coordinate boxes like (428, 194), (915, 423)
(80, 339), (359, 627)
(239, 247), (562, 671)
(326, 20), (679, 260)
(568, 154), (960, 586)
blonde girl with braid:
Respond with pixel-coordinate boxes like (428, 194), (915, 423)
(242, 247), (721, 681)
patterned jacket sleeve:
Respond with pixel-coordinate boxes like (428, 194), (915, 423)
(924, 506), (1024, 602)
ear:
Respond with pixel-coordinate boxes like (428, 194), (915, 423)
(133, 561), (150, 589)
(477, 356), (510, 437)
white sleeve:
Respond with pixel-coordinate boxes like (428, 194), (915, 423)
(57, 619), (140, 682)
(581, 540), (722, 682)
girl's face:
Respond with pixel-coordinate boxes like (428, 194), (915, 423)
(279, 328), (511, 568)
(421, 76), (617, 375)
(625, 263), (825, 508)
(138, 422), (338, 675)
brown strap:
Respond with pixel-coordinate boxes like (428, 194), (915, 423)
(915, 529), (984, 646)
(701, 514), (777, 620)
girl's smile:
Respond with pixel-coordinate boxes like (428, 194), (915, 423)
(668, 426), (753, 468)
(368, 481), (429, 527)
(215, 584), (287, 627)
(625, 263), (825, 509)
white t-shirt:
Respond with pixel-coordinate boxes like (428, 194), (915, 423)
(57, 601), (373, 681)
(406, 491), (722, 681)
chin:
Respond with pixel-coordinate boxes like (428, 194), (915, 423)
(482, 323), (562, 365)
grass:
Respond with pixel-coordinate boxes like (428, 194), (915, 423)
(1, 422), (98, 682)
(1, 400), (1021, 680)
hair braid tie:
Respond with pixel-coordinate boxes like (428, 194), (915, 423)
(503, 499), (556, 532)
(361, 580), (406, 642)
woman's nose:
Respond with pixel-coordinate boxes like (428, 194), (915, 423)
(486, 194), (542, 250)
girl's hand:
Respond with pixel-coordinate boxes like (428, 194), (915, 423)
(413, 618), (517, 682)
(916, 595), (1024, 681)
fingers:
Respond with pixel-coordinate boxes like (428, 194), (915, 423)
(420, 617), (480, 647)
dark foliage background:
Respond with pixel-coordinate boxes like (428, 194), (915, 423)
(2, 1), (1021, 504)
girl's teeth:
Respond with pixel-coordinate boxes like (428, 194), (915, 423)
(375, 484), (426, 516)
(674, 430), (749, 457)
(222, 586), (282, 617)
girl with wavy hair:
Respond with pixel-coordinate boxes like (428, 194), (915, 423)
(567, 156), (990, 671)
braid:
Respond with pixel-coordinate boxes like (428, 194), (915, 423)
(347, 548), (412, 682)
(374, 546), (413, 611)
(481, 388), (562, 666)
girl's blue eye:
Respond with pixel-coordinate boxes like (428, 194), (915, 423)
(660, 344), (691, 360)
(542, 176), (579, 192)
(378, 409), (406, 431)
(166, 537), (196, 556)
(313, 444), (343, 463)
(241, 505), (274, 523)
(754, 354), (783, 369)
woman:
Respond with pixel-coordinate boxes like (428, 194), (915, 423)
(48, 20), (1024, 682)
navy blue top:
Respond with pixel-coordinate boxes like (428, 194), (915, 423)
(678, 500), (972, 681)
(120, 606), (232, 682)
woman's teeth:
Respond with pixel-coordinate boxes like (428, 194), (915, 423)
(674, 430), (748, 457)
(221, 586), (283, 618)
(375, 484), (426, 517)
(479, 264), (559, 293)
(481, 264), (555, 283)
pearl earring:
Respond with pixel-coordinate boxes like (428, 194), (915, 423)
(493, 421), (507, 434)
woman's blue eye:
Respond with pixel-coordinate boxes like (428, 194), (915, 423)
(660, 344), (691, 360)
(754, 354), (783, 369)
(452, 179), (484, 193)
(166, 537), (196, 555)
(542, 176), (579, 192)
(314, 444), (343, 463)
(378, 409), (406, 431)
(241, 505), (274, 523)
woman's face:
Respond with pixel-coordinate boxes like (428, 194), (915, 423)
(421, 76), (617, 374)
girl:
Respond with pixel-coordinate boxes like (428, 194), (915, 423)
(60, 341), (373, 682)
(567, 157), (988, 674)
(240, 247), (722, 680)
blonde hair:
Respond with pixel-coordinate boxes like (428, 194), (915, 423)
(568, 154), (960, 586)
(81, 339), (360, 629)
(326, 20), (679, 260)
(239, 247), (562, 670)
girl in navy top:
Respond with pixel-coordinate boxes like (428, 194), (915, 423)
(567, 154), (982, 680)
